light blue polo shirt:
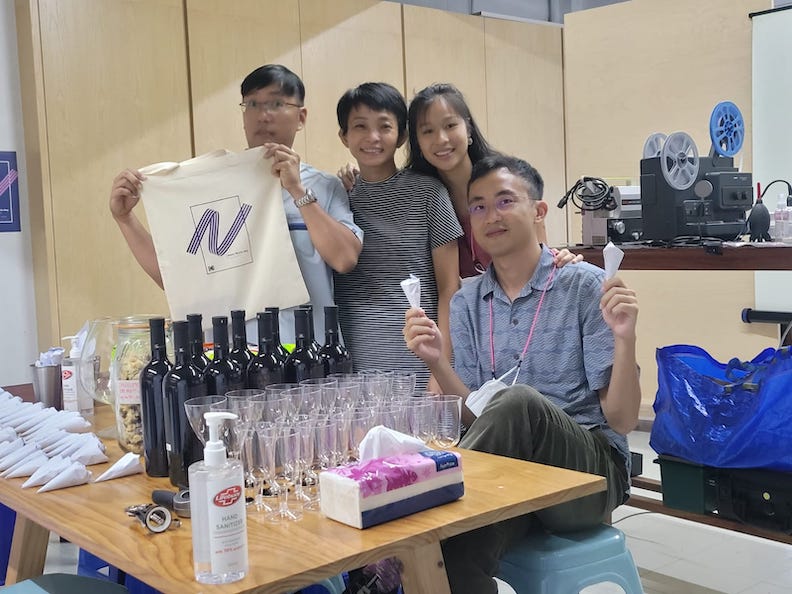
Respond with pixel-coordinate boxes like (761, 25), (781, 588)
(450, 245), (630, 470)
(245, 162), (363, 345)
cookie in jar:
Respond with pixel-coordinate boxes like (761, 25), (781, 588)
(113, 317), (154, 453)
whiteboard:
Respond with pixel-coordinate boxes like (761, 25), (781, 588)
(752, 7), (792, 312)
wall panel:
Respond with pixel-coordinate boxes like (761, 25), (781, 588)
(564, 0), (773, 417)
(484, 18), (566, 245)
(299, 0), (404, 173)
(30, 0), (191, 342)
(187, 0), (304, 157)
(403, 4), (488, 136)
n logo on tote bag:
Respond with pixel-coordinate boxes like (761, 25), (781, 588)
(140, 148), (309, 327)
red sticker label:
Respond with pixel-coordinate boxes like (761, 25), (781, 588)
(62, 370), (73, 380)
(213, 486), (242, 507)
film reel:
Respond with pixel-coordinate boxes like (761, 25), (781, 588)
(709, 101), (744, 157)
(660, 131), (700, 191)
(642, 133), (667, 158)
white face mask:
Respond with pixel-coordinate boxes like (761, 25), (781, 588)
(465, 365), (518, 418)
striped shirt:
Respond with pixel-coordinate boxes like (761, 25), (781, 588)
(450, 245), (630, 471)
(335, 169), (462, 388)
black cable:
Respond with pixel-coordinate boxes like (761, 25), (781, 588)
(558, 177), (616, 211)
(759, 179), (792, 203)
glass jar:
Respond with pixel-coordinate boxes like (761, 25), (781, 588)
(112, 317), (152, 454)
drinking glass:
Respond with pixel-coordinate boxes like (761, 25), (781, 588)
(295, 417), (320, 511)
(184, 395), (227, 445)
(253, 420), (279, 513)
(408, 396), (435, 444)
(390, 371), (417, 402)
(348, 409), (377, 462)
(267, 425), (303, 522)
(431, 395), (462, 449)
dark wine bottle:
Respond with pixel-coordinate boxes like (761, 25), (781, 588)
(284, 308), (323, 382)
(186, 313), (211, 372)
(163, 321), (207, 488)
(229, 309), (253, 387)
(247, 311), (284, 389)
(318, 305), (353, 376)
(265, 306), (290, 362)
(203, 316), (245, 395)
(140, 317), (172, 478)
(301, 304), (322, 358)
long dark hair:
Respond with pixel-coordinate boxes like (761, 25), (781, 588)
(405, 83), (494, 178)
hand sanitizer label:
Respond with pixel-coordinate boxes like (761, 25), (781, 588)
(208, 478), (248, 575)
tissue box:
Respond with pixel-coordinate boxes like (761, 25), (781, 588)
(319, 450), (464, 529)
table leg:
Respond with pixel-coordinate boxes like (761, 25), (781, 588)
(6, 515), (49, 584)
(399, 540), (451, 594)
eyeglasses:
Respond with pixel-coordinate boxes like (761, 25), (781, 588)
(239, 99), (302, 114)
(468, 196), (527, 218)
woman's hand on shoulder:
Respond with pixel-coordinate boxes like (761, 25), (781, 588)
(551, 248), (584, 268)
(337, 162), (359, 192)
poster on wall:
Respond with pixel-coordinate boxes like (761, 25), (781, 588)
(0, 151), (21, 233)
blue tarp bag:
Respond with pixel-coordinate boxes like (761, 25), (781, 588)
(650, 344), (792, 471)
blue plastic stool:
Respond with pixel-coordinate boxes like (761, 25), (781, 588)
(1, 503), (16, 586)
(497, 524), (644, 594)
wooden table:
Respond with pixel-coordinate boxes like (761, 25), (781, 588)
(0, 405), (605, 594)
(570, 243), (792, 270)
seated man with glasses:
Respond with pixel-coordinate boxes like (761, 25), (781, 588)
(109, 64), (363, 343)
(403, 154), (641, 594)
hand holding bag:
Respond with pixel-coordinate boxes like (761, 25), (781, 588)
(139, 147), (309, 327)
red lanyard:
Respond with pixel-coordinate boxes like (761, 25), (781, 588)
(488, 266), (556, 380)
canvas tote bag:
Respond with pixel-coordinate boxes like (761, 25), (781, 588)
(139, 147), (309, 326)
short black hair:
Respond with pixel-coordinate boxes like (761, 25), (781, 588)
(405, 83), (494, 177)
(469, 154), (544, 200)
(336, 82), (407, 136)
(240, 64), (305, 103)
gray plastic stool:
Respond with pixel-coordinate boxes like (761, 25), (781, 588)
(497, 524), (644, 594)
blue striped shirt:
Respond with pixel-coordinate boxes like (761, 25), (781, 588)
(450, 245), (629, 469)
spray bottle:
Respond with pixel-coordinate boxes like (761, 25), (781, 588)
(188, 411), (248, 584)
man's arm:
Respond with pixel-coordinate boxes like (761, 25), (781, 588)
(109, 169), (163, 288)
(597, 276), (641, 435)
(403, 307), (476, 424)
(264, 143), (361, 273)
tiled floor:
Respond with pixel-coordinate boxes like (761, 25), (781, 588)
(29, 431), (792, 593)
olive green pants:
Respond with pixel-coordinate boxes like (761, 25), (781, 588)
(441, 385), (629, 594)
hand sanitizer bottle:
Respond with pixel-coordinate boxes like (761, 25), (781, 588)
(188, 411), (248, 584)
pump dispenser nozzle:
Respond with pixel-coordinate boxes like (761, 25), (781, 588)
(203, 411), (237, 467)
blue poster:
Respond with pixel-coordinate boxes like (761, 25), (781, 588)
(0, 151), (21, 232)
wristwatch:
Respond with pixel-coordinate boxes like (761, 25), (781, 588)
(294, 188), (318, 208)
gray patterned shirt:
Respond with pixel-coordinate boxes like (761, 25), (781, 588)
(450, 245), (630, 470)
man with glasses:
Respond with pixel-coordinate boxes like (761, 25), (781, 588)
(109, 64), (363, 343)
(403, 154), (640, 594)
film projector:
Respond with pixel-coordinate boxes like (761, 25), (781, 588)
(640, 101), (753, 241)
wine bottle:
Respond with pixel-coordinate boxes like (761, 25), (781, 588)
(187, 313), (211, 372)
(140, 317), (172, 478)
(203, 316), (245, 395)
(229, 309), (253, 387)
(247, 311), (284, 389)
(318, 305), (353, 376)
(301, 304), (322, 358)
(284, 309), (323, 382)
(265, 306), (290, 362)
(163, 320), (207, 488)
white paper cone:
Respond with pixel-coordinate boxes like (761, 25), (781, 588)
(400, 274), (421, 308)
(37, 461), (91, 493)
(94, 452), (143, 482)
(23, 455), (68, 488)
(0, 443), (38, 471)
(603, 241), (624, 280)
(2, 451), (49, 478)
(70, 440), (110, 466)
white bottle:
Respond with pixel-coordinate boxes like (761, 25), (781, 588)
(61, 336), (94, 417)
(773, 193), (787, 242)
(189, 411), (248, 584)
